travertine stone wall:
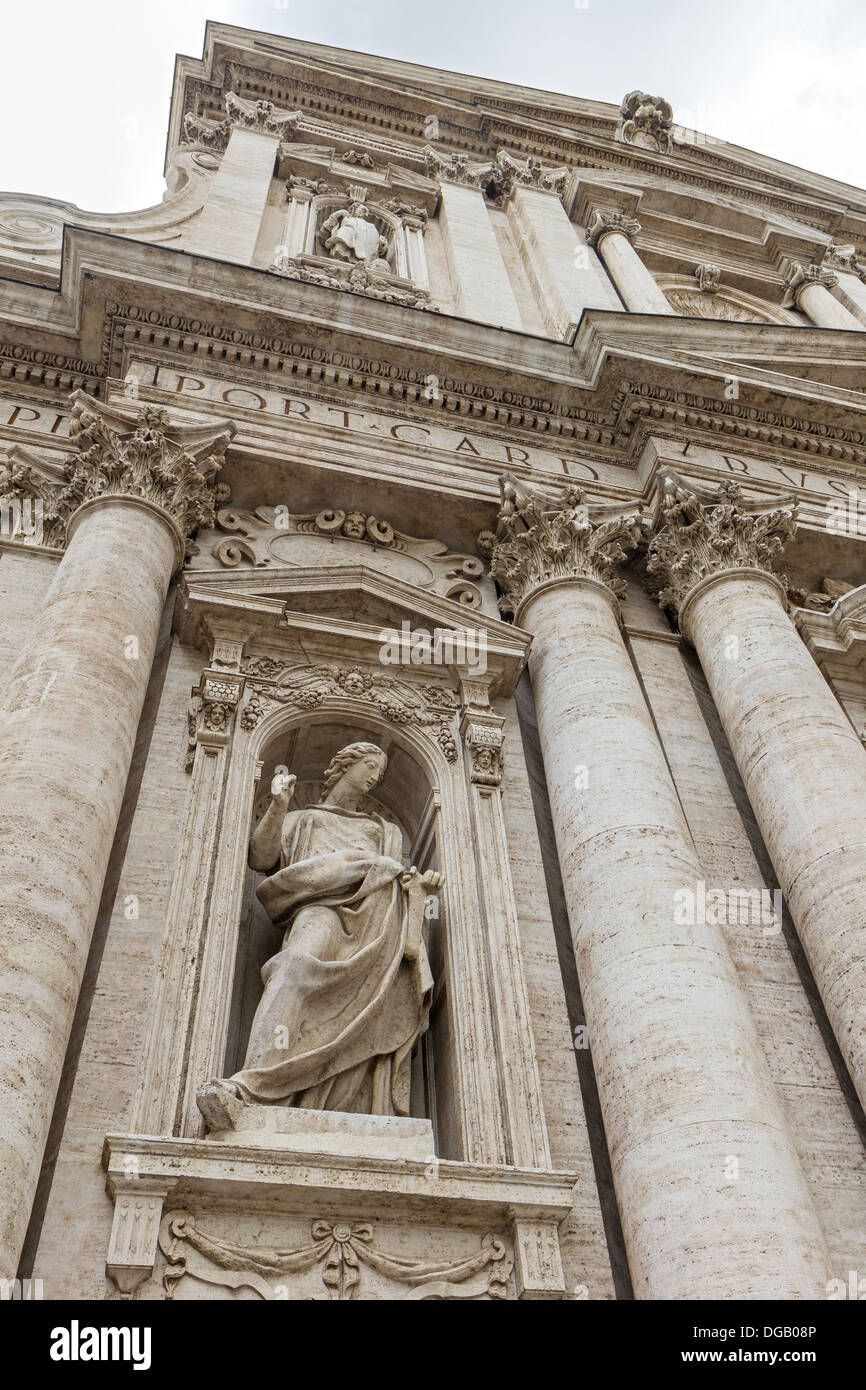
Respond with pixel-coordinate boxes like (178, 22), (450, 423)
(497, 697), (616, 1299)
(437, 182), (524, 330)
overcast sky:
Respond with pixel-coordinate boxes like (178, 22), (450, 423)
(3, 0), (864, 213)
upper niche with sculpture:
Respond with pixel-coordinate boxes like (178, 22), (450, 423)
(319, 200), (392, 273)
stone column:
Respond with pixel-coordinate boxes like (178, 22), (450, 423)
(424, 146), (524, 330)
(782, 262), (863, 330)
(185, 93), (302, 266)
(488, 475), (828, 1299)
(648, 471), (866, 1115)
(506, 182), (621, 336)
(0, 393), (233, 1278)
(585, 209), (674, 315)
(280, 177), (317, 262)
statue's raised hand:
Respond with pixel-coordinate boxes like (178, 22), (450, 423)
(271, 770), (297, 810)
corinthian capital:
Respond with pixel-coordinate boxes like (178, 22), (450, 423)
(646, 470), (797, 619)
(585, 209), (642, 251)
(782, 261), (838, 309)
(2, 394), (235, 559)
(183, 91), (303, 152)
(423, 145), (496, 189)
(486, 473), (646, 619)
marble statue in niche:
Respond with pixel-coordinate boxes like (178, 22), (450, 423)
(198, 742), (440, 1120)
(319, 202), (391, 270)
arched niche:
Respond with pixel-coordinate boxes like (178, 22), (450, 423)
(222, 703), (461, 1155)
(657, 275), (797, 325)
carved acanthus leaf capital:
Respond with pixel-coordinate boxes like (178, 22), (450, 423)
(423, 146), (497, 189)
(585, 209), (642, 251)
(488, 473), (647, 618)
(782, 261), (839, 308)
(492, 150), (571, 199)
(646, 469), (797, 618)
(825, 243), (866, 281)
(183, 92), (303, 152)
(64, 393), (234, 553)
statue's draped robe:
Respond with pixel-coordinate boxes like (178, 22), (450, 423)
(329, 214), (381, 263)
(231, 804), (432, 1115)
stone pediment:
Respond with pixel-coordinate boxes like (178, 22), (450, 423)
(187, 504), (498, 616)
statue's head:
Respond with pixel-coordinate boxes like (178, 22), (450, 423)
(321, 742), (388, 801)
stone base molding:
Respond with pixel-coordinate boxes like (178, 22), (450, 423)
(103, 1128), (577, 1301)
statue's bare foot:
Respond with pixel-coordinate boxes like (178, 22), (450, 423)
(196, 1077), (243, 1133)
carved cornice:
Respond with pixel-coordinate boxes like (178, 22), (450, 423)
(782, 261), (839, 309)
(486, 472), (646, 619)
(585, 209), (642, 251)
(0, 393), (234, 557)
(646, 469), (798, 619)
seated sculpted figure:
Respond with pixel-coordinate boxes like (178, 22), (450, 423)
(198, 742), (439, 1121)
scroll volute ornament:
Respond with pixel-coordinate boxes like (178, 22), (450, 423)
(485, 472), (647, 619)
(646, 469), (798, 618)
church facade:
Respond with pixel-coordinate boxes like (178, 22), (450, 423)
(1, 21), (866, 1302)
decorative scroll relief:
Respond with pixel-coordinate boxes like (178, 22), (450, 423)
(239, 660), (460, 762)
(183, 91), (304, 152)
(485, 472), (646, 618)
(188, 505), (488, 609)
(273, 255), (434, 309)
(1, 396), (233, 553)
(158, 1213), (513, 1301)
(616, 90), (674, 153)
(646, 470), (798, 616)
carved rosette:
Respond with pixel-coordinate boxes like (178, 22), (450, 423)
(782, 262), (839, 309)
(585, 209), (642, 252)
(487, 474), (646, 619)
(186, 671), (245, 769)
(1, 395), (233, 559)
(646, 470), (798, 620)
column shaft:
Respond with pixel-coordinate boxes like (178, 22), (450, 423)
(684, 568), (866, 1111)
(0, 499), (177, 1276)
(521, 578), (828, 1298)
(797, 280), (863, 330)
(597, 230), (673, 314)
